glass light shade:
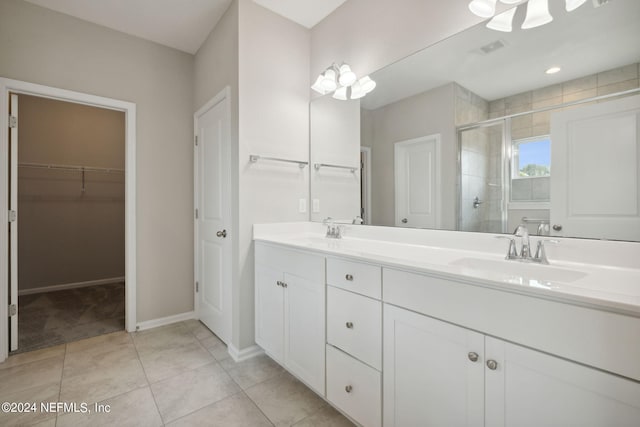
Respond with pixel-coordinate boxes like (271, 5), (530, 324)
(350, 81), (366, 100)
(468, 0), (497, 18)
(486, 7), (517, 32)
(565, 0), (587, 11)
(359, 76), (377, 93)
(522, 0), (553, 29)
(320, 69), (337, 92)
(311, 75), (328, 94)
(338, 64), (357, 87)
(333, 86), (348, 100)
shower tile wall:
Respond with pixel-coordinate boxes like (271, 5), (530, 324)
(455, 84), (504, 233)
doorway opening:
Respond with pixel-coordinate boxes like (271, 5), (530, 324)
(1, 78), (137, 362)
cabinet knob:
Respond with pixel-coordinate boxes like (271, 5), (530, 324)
(486, 359), (498, 370)
(276, 281), (282, 287)
(468, 352), (479, 362)
(282, 282), (287, 288)
(345, 322), (354, 329)
(345, 385), (353, 393)
(345, 274), (354, 281)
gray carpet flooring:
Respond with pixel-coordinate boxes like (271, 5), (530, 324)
(12, 282), (125, 354)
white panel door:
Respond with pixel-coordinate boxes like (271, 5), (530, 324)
(9, 93), (18, 352)
(550, 95), (640, 240)
(195, 92), (231, 343)
(394, 134), (441, 228)
(284, 272), (325, 395)
(383, 304), (484, 427)
(485, 336), (640, 427)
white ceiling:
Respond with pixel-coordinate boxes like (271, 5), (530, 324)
(362, 0), (640, 109)
(253, 0), (348, 28)
(23, 0), (347, 54)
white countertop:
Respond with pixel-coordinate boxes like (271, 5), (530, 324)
(254, 222), (640, 317)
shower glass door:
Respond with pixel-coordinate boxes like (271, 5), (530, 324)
(458, 120), (508, 234)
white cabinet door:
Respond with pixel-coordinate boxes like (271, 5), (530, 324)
(284, 273), (325, 395)
(485, 336), (640, 427)
(383, 304), (484, 427)
(254, 263), (284, 363)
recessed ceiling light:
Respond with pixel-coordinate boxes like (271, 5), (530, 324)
(545, 66), (561, 74)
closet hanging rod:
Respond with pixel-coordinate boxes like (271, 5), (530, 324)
(18, 162), (125, 174)
(314, 163), (358, 173)
(249, 155), (308, 168)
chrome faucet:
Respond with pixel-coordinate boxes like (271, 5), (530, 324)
(352, 216), (364, 225)
(323, 217), (342, 239)
(496, 224), (559, 264)
(513, 224), (532, 259)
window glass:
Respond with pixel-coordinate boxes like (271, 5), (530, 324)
(513, 137), (551, 178)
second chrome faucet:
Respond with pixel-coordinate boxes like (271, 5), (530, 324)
(497, 224), (558, 264)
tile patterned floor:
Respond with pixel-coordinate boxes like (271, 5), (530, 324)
(0, 320), (355, 427)
(15, 283), (125, 354)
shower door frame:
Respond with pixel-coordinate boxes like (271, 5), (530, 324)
(456, 117), (511, 234)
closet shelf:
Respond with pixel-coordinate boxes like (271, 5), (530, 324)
(18, 162), (124, 173)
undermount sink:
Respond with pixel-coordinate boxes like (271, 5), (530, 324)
(450, 257), (588, 284)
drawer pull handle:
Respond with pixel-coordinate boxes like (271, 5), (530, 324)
(486, 359), (498, 370)
(345, 385), (353, 393)
(345, 274), (354, 281)
(468, 352), (479, 362)
(345, 322), (354, 329)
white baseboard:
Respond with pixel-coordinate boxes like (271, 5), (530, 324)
(228, 343), (263, 362)
(18, 277), (125, 296)
(135, 311), (196, 331)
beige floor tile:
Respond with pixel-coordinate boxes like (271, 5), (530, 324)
(151, 362), (240, 423)
(0, 382), (59, 427)
(63, 337), (139, 375)
(138, 341), (215, 383)
(200, 335), (230, 361)
(166, 392), (272, 427)
(60, 355), (147, 404)
(182, 319), (202, 332)
(0, 345), (66, 370)
(220, 354), (284, 389)
(190, 322), (216, 341)
(0, 357), (64, 398)
(245, 371), (325, 427)
(132, 323), (195, 353)
(30, 417), (58, 427)
(65, 331), (131, 355)
(57, 386), (162, 427)
(293, 404), (355, 427)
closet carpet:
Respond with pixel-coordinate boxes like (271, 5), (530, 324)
(13, 282), (125, 354)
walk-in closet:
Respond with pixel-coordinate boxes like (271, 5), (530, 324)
(11, 94), (125, 353)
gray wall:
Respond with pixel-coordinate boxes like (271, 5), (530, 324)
(0, 0), (195, 322)
(362, 84), (457, 229)
(18, 95), (125, 291)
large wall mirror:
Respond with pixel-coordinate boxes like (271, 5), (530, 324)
(310, 0), (640, 241)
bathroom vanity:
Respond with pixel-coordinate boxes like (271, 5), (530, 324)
(254, 222), (640, 427)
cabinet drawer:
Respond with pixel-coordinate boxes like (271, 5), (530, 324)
(255, 242), (324, 283)
(327, 286), (382, 370)
(327, 257), (381, 299)
(326, 345), (381, 427)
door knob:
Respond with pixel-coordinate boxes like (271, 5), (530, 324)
(216, 229), (227, 238)
(552, 224), (562, 231)
(401, 218), (408, 223)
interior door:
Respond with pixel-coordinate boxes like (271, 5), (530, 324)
(394, 134), (440, 228)
(550, 94), (640, 240)
(195, 92), (231, 343)
(9, 93), (18, 351)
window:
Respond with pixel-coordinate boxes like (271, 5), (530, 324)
(511, 136), (551, 203)
(512, 136), (551, 178)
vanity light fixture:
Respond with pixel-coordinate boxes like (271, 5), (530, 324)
(311, 62), (376, 100)
(470, 0), (590, 32)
